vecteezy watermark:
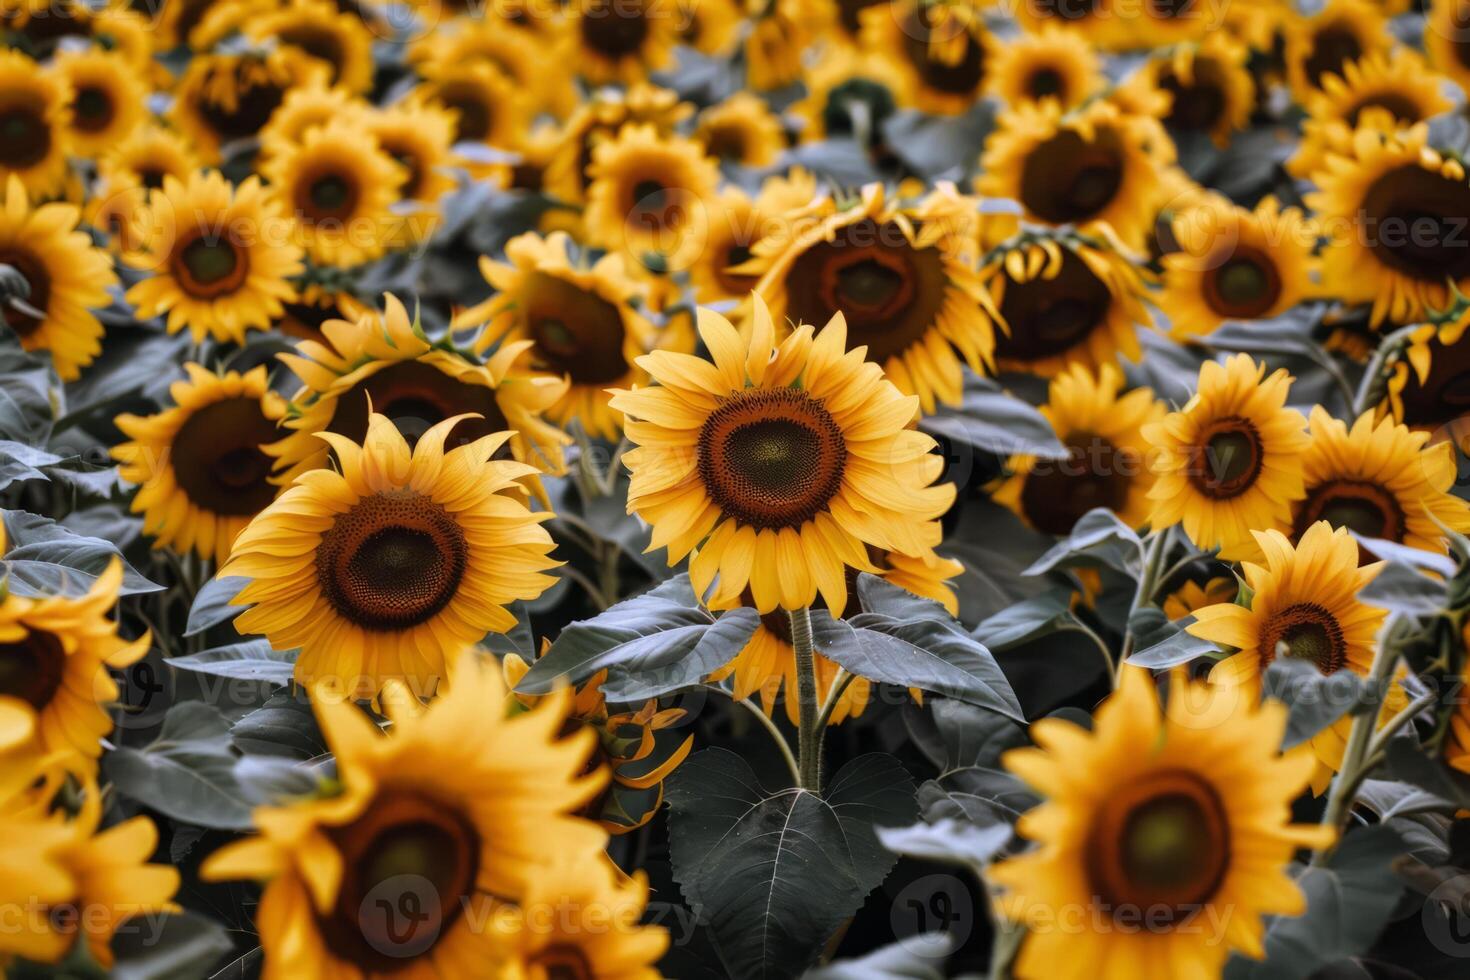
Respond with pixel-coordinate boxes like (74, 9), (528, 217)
(890, 873), (976, 954)
(1424, 874), (1470, 959)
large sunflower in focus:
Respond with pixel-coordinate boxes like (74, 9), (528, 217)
(1143, 354), (1310, 559)
(1190, 523), (1404, 793)
(1291, 406), (1470, 555)
(125, 171), (304, 344)
(993, 363), (1166, 535)
(455, 232), (658, 441)
(743, 183), (995, 412)
(861, 0), (992, 116)
(0, 50), (71, 199)
(986, 26), (1101, 110)
(584, 124), (719, 269)
(571, 0), (678, 85)
(992, 667), (1332, 979)
(610, 300), (955, 614)
(0, 175), (116, 381)
(270, 294), (569, 489)
(1159, 196), (1316, 339)
(980, 229), (1152, 377)
(53, 47), (144, 158)
(226, 411), (561, 695)
(1311, 126), (1470, 327)
(114, 365), (286, 566)
(978, 100), (1173, 249)
(203, 650), (607, 977)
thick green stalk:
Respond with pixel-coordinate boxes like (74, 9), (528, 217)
(788, 605), (823, 791)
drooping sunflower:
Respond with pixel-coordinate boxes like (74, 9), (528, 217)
(676, 0), (744, 56)
(124, 171), (304, 344)
(269, 293), (569, 491)
(1384, 312), (1470, 440)
(491, 856), (669, 979)
(742, 182), (995, 413)
(570, 0), (678, 85)
(263, 120), (403, 268)
(170, 48), (326, 163)
(408, 16), (578, 120)
(1190, 523), (1406, 793)
(1289, 406), (1470, 556)
(977, 99), (1174, 250)
(226, 411), (561, 695)
(1158, 196), (1316, 339)
(694, 93), (785, 169)
(979, 229), (1153, 377)
(1427, 0), (1470, 97)
(1311, 126), (1470, 327)
(992, 667), (1333, 979)
(0, 175), (116, 382)
(202, 649), (608, 977)
(985, 26), (1102, 110)
(583, 124), (720, 270)
(861, 0), (992, 115)
(453, 232), (657, 441)
(0, 50), (72, 199)
(97, 122), (201, 194)
(113, 364), (287, 566)
(610, 299), (956, 614)
(1145, 34), (1256, 148)
(504, 644), (693, 834)
(993, 363), (1166, 535)
(1284, 0), (1390, 102)
(1290, 49), (1453, 179)
(544, 84), (692, 205)
(1143, 354), (1310, 560)
(248, 0), (376, 94)
(53, 47), (144, 159)
(0, 534), (148, 776)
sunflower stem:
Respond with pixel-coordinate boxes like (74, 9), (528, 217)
(1350, 323), (1420, 418)
(788, 605), (823, 792)
(1117, 530), (1170, 686)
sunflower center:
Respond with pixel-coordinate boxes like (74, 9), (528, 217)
(1345, 94), (1422, 129)
(0, 631), (66, 712)
(1028, 68), (1065, 99)
(788, 218), (948, 364)
(1204, 249), (1281, 319)
(703, 125), (748, 163)
(1161, 74), (1225, 132)
(174, 236), (249, 298)
(171, 396), (281, 516)
(582, 0), (650, 58)
(0, 247), (51, 335)
(1293, 479), (1404, 546)
(308, 174), (354, 216)
(1263, 602), (1347, 673)
(1088, 773), (1230, 918)
(1395, 332), (1470, 427)
(0, 105), (49, 170)
(1019, 436), (1134, 536)
(388, 148), (426, 200)
(535, 945), (595, 980)
(1360, 164), (1470, 282)
(1304, 26), (1362, 88)
(138, 166), (169, 191)
(1188, 419), (1262, 500)
(994, 249), (1111, 363)
(278, 26), (346, 82)
(632, 179), (669, 214)
(901, 6), (986, 96)
(440, 85), (493, 143)
(328, 360), (511, 457)
(324, 792), (478, 970)
(73, 85), (115, 133)
(523, 272), (632, 385)
(697, 388), (847, 531)
(1020, 129), (1124, 224)
(197, 74), (285, 142)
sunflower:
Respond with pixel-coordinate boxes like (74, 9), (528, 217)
(1189, 523), (1405, 793)
(158, 0), (228, 47)
(689, 172), (818, 305)
(993, 363), (1166, 536)
(677, 0), (743, 55)
(571, 0), (678, 85)
(1310, 126), (1470, 327)
(226, 410), (560, 695)
(694, 93), (785, 168)
(97, 123), (201, 194)
(453, 231), (657, 442)
(0, 534), (148, 776)
(791, 46), (908, 146)
(0, 175), (116, 382)
(1384, 312), (1470, 439)
(170, 48), (326, 163)
(271, 283), (365, 343)
(985, 26), (1102, 110)
(0, 755), (76, 964)
(1290, 50), (1453, 180)
(583, 124), (719, 270)
(113, 364), (286, 566)
(1012, 0), (1113, 40)
(0, 50), (71, 199)
(202, 649), (608, 977)
(1284, 0), (1389, 103)
(124, 171), (304, 344)
(1161, 575), (1237, 619)
(861, 0), (991, 116)
(742, 182), (995, 413)
(746, 0), (827, 91)
(363, 99), (459, 247)
(504, 644), (693, 834)
(257, 81), (366, 159)
(408, 17), (578, 120)
(991, 667), (1333, 979)
(248, 0), (376, 94)
(1289, 406), (1470, 556)
(1143, 354), (1310, 559)
(977, 99), (1174, 250)
(491, 857), (668, 979)
(545, 84), (692, 205)
(52, 47), (144, 158)
(1427, 0), (1470, 97)
(413, 60), (530, 158)
(1145, 34), (1256, 148)
(1158, 196), (1316, 339)
(262, 119), (402, 268)
(979, 229), (1153, 377)
(85, 172), (149, 253)
(710, 548), (962, 724)
(610, 299), (955, 614)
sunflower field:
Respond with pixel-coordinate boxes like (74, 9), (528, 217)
(7, 0), (1470, 977)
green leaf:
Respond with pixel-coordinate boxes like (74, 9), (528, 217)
(917, 374), (1065, 460)
(1384, 737), (1470, 809)
(233, 755), (328, 806)
(1261, 659), (1368, 750)
(904, 699), (1028, 776)
(971, 588), (1079, 653)
(667, 749), (917, 980)
(0, 439), (62, 490)
(0, 328), (57, 444)
(1128, 616), (1220, 668)
(876, 817), (1011, 870)
(184, 576), (248, 636)
(110, 911), (234, 980)
(1, 510), (161, 596)
(1023, 508), (1142, 578)
(601, 608), (760, 701)
(941, 502), (1055, 623)
(166, 640), (297, 685)
(1358, 560), (1450, 616)
(231, 692), (326, 760)
(104, 701), (253, 831)
(854, 573), (952, 622)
